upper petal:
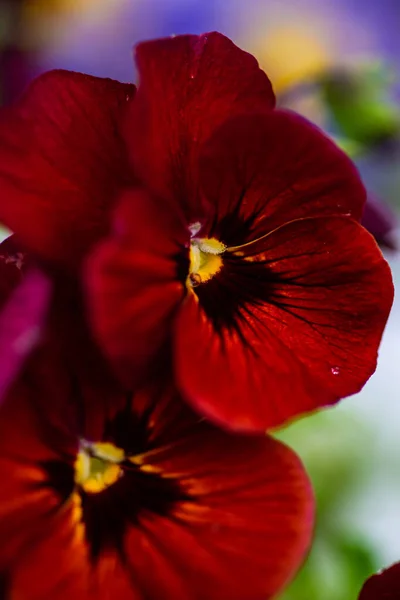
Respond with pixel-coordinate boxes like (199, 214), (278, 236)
(126, 32), (275, 209)
(0, 71), (135, 267)
(358, 562), (400, 599)
(199, 111), (366, 246)
(175, 216), (393, 431)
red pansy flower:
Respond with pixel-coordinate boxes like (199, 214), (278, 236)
(0, 351), (314, 599)
(86, 35), (393, 430)
(358, 562), (400, 599)
(0, 33), (393, 433)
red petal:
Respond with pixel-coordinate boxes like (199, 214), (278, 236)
(122, 382), (314, 600)
(199, 111), (365, 246)
(359, 563), (400, 599)
(0, 356), (77, 568)
(84, 189), (186, 385)
(11, 502), (143, 600)
(175, 217), (393, 431)
(127, 32), (275, 211)
(0, 71), (135, 267)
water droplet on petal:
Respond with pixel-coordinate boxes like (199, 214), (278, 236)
(331, 366), (340, 375)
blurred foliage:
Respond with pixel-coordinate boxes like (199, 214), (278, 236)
(275, 409), (380, 600)
(320, 62), (400, 148)
(332, 135), (364, 159)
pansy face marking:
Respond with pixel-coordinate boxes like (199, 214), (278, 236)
(188, 223), (226, 287)
(75, 441), (125, 494)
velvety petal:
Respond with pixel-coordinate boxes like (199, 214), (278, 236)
(0, 359), (139, 599)
(359, 563), (400, 599)
(47, 271), (127, 441)
(84, 189), (187, 385)
(0, 339), (125, 584)
(127, 32), (275, 213)
(175, 217), (393, 431)
(0, 71), (135, 267)
(10, 498), (143, 600)
(0, 357), (77, 568)
(198, 111), (366, 246)
(121, 382), (314, 600)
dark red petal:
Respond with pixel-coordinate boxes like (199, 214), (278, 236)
(11, 503), (144, 600)
(121, 383), (314, 600)
(127, 32), (275, 211)
(84, 189), (186, 385)
(0, 355), (77, 569)
(0, 71), (135, 267)
(175, 217), (393, 431)
(359, 562), (400, 599)
(199, 111), (365, 246)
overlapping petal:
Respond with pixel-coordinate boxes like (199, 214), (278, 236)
(0, 71), (135, 267)
(0, 351), (314, 599)
(84, 189), (187, 384)
(358, 562), (400, 599)
(199, 111), (366, 246)
(175, 217), (393, 430)
(127, 32), (275, 214)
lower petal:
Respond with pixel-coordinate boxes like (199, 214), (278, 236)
(119, 382), (314, 600)
(175, 217), (393, 431)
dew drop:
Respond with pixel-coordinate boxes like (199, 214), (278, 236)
(331, 366), (340, 376)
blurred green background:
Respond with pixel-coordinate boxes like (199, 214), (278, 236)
(1, 1), (400, 598)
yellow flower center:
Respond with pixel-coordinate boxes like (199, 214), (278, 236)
(188, 235), (226, 287)
(75, 441), (125, 494)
